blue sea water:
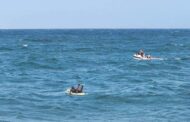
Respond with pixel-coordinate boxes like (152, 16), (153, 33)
(0, 29), (190, 122)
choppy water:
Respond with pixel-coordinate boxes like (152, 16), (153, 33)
(0, 29), (190, 122)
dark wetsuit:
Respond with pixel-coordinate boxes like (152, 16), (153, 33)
(70, 85), (83, 93)
(77, 85), (83, 93)
(70, 87), (76, 93)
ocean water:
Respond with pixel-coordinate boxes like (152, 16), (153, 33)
(0, 29), (190, 122)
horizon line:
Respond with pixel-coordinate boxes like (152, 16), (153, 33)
(0, 27), (190, 30)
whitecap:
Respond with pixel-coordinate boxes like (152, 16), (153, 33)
(175, 57), (181, 60)
(22, 44), (28, 47)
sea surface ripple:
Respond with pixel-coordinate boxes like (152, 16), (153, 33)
(0, 29), (190, 122)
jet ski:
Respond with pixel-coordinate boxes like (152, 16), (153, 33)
(133, 54), (151, 60)
(65, 88), (86, 96)
(133, 54), (162, 60)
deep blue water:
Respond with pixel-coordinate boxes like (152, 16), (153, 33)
(0, 29), (190, 122)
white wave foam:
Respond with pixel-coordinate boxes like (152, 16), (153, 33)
(23, 44), (28, 47)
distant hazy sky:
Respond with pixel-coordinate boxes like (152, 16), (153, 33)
(0, 0), (190, 29)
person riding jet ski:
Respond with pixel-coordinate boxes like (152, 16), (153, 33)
(137, 49), (145, 57)
(70, 84), (84, 93)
